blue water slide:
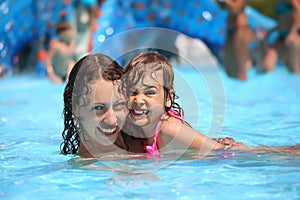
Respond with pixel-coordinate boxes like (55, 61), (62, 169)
(93, 0), (227, 50)
(246, 6), (278, 44)
(93, 0), (278, 51)
(0, 0), (71, 73)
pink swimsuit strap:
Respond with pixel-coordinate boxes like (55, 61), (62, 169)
(144, 109), (184, 156)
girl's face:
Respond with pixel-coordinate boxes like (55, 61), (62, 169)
(127, 71), (167, 128)
(78, 79), (127, 146)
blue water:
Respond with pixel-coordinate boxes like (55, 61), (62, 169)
(1, 66), (300, 199)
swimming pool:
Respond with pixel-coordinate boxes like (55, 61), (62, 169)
(1, 66), (300, 199)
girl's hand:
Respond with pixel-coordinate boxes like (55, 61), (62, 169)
(213, 137), (244, 148)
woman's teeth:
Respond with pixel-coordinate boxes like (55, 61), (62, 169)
(99, 126), (117, 134)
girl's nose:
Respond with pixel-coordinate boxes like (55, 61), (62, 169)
(133, 94), (145, 106)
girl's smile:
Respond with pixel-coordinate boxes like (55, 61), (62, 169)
(127, 72), (166, 128)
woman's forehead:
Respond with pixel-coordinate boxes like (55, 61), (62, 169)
(88, 80), (121, 102)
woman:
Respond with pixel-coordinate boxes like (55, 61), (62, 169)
(60, 53), (144, 157)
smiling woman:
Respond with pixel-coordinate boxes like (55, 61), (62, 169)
(60, 53), (134, 157)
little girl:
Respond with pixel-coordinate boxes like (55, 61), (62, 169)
(121, 51), (229, 156)
(121, 52), (300, 156)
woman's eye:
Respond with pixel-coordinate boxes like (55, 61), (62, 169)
(92, 105), (104, 111)
(114, 101), (126, 110)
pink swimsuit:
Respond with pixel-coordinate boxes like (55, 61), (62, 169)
(144, 109), (185, 156)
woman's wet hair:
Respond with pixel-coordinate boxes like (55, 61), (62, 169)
(60, 54), (124, 155)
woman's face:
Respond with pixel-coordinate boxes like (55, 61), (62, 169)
(78, 79), (127, 146)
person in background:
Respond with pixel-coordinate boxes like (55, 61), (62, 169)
(262, 0), (300, 74)
(75, 0), (100, 33)
(216, 0), (252, 81)
(45, 21), (76, 83)
(0, 64), (5, 78)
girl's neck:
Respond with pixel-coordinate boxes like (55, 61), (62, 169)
(141, 122), (158, 140)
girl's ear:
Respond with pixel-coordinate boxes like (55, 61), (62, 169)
(165, 89), (174, 108)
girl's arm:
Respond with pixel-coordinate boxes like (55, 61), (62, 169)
(160, 117), (300, 156)
(160, 117), (224, 152)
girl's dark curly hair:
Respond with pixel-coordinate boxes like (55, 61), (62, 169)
(121, 51), (184, 117)
(60, 54), (124, 155)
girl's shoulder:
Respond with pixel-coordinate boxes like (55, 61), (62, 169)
(161, 113), (188, 137)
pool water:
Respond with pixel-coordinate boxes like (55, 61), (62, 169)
(1, 66), (300, 199)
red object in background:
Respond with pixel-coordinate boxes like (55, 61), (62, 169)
(13, 56), (19, 65)
(60, 10), (67, 17)
(148, 13), (154, 22)
(88, 37), (93, 53)
(91, 22), (98, 32)
(135, 3), (145, 9)
(64, 0), (71, 4)
(96, 9), (102, 17)
(47, 22), (53, 28)
(37, 49), (47, 61)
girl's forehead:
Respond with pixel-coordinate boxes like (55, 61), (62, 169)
(134, 71), (163, 88)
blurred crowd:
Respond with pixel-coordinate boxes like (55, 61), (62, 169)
(0, 0), (299, 81)
(216, 0), (300, 80)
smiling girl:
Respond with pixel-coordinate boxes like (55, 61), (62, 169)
(121, 52), (226, 156)
(121, 51), (300, 156)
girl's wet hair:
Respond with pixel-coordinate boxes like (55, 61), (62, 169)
(60, 54), (124, 155)
(121, 51), (184, 116)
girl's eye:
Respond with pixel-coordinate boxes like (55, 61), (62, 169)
(130, 91), (137, 96)
(145, 90), (156, 95)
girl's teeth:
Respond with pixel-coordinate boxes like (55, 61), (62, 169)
(134, 110), (148, 114)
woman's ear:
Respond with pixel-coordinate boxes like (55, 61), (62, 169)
(165, 89), (174, 108)
(73, 106), (79, 118)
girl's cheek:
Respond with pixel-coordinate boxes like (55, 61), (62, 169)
(127, 98), (134, 108)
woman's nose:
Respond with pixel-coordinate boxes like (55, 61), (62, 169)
(103, 108), (117, 125)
